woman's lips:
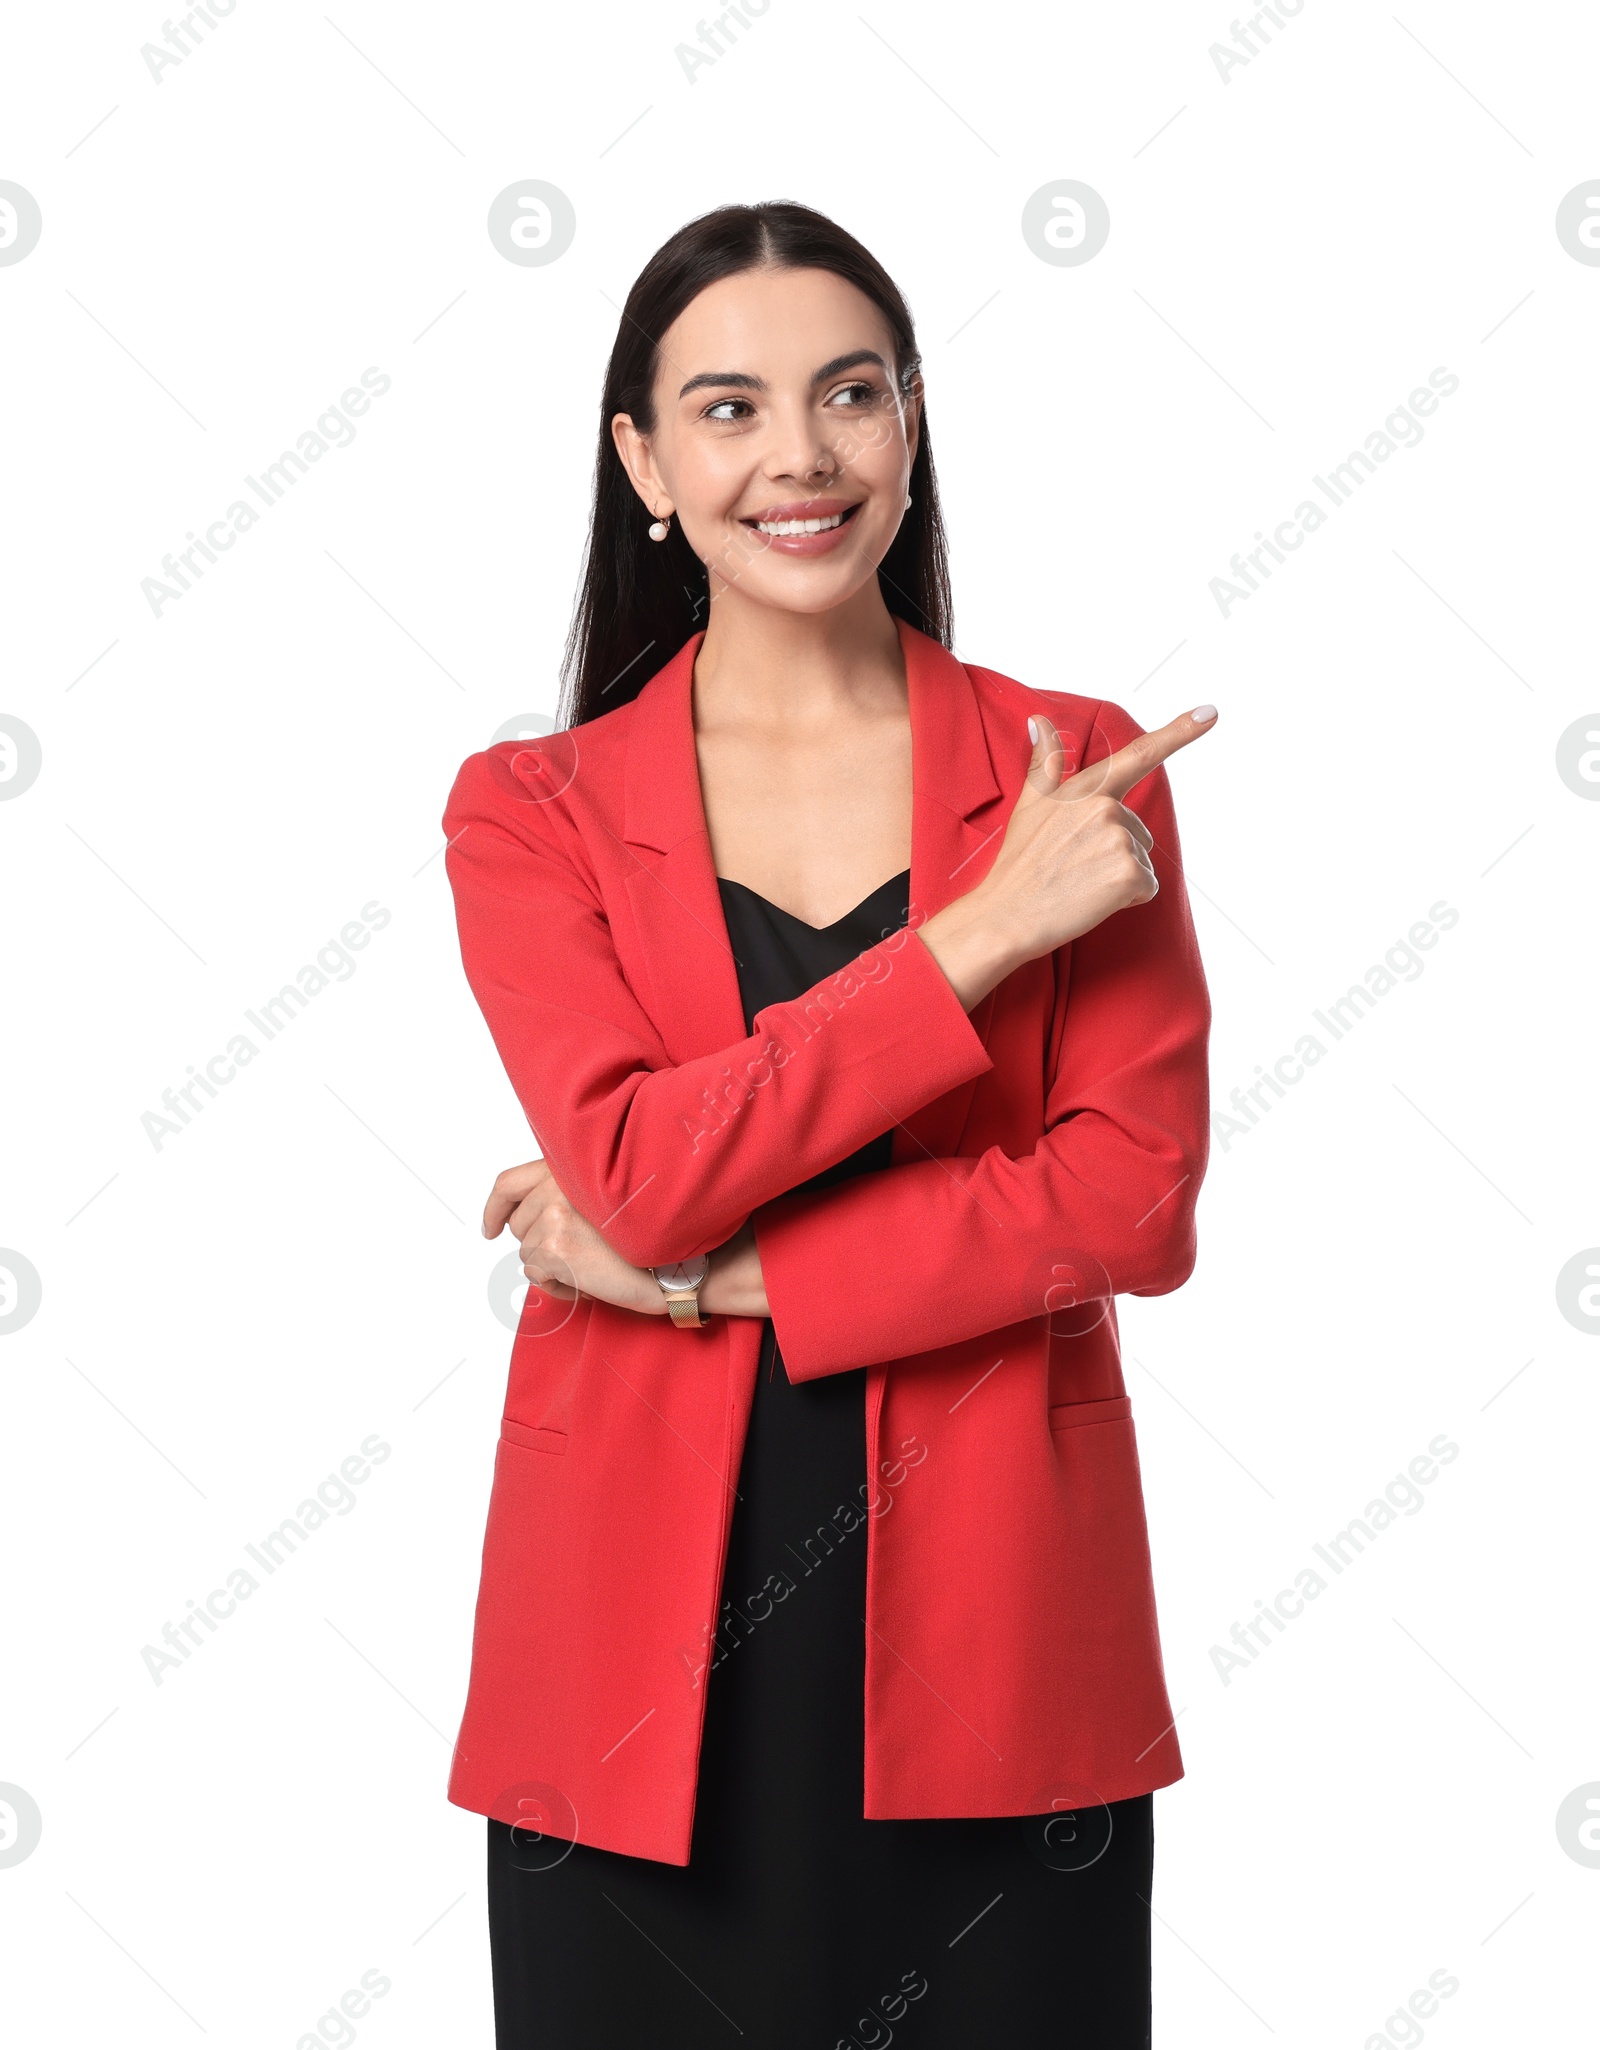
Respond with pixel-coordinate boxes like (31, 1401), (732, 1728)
(741, 500), (862, 557)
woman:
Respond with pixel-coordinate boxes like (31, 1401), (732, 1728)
(442, 201), (1215, 2048)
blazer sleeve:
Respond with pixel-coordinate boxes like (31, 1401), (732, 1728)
(755, 700), (1212, 1380)
(442, 747), (996, 1270)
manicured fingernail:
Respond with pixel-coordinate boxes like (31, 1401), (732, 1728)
(1192, 704), (1217, 723)
(1027, 716), (1038, 743)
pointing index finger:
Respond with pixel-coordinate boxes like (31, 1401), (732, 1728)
(1068, 705), (1218, 802)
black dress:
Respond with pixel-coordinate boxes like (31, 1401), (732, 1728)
(487, 870), (1154, 2048)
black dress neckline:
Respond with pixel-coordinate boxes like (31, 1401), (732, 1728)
(715, 868), (911, 937)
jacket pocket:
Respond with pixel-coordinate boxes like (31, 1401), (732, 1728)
(1048, 1394), (1132, 1431)
(500, 1416), (568, 1456)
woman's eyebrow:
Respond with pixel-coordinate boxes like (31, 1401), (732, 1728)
(676, 349), (889, 401)
(678, 369), (764, 398)
(811, 349), (887, 383)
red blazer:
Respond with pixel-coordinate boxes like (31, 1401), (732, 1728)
(442, 619), (1210, 1865)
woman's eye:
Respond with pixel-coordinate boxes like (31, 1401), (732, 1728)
(826, 381), (879, 409)
(704, 397), (753, 422)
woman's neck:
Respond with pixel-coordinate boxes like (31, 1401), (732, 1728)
(690, 579), (907, 737)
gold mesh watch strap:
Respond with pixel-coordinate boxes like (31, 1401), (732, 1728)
(665, 1293), (705, 1329)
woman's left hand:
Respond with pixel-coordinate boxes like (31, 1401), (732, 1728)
(483, 1159), (666, 1316)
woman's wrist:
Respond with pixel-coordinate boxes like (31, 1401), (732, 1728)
(915, 889), (1029, 1012)
(698, 1224), (769, 1318)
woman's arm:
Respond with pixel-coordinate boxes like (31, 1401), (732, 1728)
(753, 706), (1211, 1378)
(478, 1156), (762, 1318)
(443, 747), (993, 1271)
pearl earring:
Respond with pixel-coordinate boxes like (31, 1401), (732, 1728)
(648, 511), (671, 542)
(904, 494), (913, 510)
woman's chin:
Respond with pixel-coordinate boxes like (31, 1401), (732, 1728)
(717, 570), (881, 620)
(707, 527), (892, 618)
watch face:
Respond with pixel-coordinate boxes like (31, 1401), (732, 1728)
(656, 1258), (708, 1293)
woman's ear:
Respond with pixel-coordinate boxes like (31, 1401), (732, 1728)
(611, 413), (669, 515)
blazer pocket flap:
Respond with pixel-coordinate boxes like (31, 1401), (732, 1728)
(500, 1417), (569, 1456)
(1048, 1394), (1132, 1431)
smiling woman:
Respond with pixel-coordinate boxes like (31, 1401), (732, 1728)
(561, 208), (950, 750)
(441, 200), (1217, 2049)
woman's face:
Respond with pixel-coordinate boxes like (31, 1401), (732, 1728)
(612, 265), (921, 621)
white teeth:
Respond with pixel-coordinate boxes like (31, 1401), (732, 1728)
(755, 511), (846, 535)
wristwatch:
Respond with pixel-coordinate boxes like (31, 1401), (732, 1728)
(653, 1256), (710, 1329)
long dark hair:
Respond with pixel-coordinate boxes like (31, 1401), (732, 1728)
(558, 201), (952, 728)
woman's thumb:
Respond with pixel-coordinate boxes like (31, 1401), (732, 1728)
(1025, 712), (1067, 793)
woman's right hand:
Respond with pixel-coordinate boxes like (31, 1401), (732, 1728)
(916, 704), (1217, 1011)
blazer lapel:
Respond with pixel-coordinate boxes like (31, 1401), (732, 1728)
(615, 620), (1012, 1161)
(618, 632), (750, 1065)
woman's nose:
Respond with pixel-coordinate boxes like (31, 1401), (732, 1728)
(762, 401), (839, 484)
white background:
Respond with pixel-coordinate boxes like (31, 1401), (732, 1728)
(3, 0), (1597, 2043)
